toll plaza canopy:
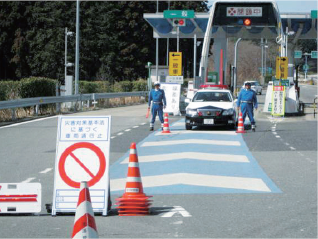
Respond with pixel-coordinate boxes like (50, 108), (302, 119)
(144, 12), (317, 39)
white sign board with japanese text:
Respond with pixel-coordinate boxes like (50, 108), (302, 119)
(263, 82), (273, 113)
(52, 116), (111, 216)
(161, 83), (181, 115)
(271, 86), (285, 116)
(166, 76), (184, 84)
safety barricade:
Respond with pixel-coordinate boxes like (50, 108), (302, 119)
(0, 183), (41, 214)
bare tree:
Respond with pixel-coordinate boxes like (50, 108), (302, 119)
(208, 39), (278, 86)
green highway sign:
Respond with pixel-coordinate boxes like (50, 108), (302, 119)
(294, 50), (302, 58)
(303, 64), (309, 71)
(164, 10), (195, 19)
(311, 10), (317, 19)
(281, 79), (290, 87)
(311, 51), (318, 59)
(273, 80), (280, 86)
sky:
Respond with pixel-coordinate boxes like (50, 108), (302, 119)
(208, 0), (318, 13)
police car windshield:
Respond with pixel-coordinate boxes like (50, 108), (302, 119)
(193, 92), (231, 102)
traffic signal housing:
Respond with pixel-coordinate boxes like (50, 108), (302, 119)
(173, 19), (186, 27)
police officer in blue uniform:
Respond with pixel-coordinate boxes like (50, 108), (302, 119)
(237, 82), (258, 131)
(148, 81), (166, 131)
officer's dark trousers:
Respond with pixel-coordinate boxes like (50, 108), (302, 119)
(241, 102), (255, 125)
(151, 103), (164, 125)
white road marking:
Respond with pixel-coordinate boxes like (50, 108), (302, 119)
(140, 123), (147, 125)
(275, 136), (281, 138)
(272, 132), (277, 135)
(285, 143), (290, 146)
(21, 177), (36, 183)
(120, 152), (249, 164)
(0, 116), (58, 130)
(133, 126), (139, 128)
(155, 130), (237, 136)
(172, 220), (184, 225)
(141, 139), (241, 147)
(290, 147), (296, 150)
(161, 206), (192, 218)
(111, 136), (116, 139)
(111, 173), (271, 192)
(117, 132), (123, 136)
(125, 129), (131, 132)
(39, 168), (53, 174)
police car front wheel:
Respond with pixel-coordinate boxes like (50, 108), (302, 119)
(185, 124), (192, 130)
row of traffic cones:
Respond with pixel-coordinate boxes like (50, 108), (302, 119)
(157, 110), (247, 134)
(71, 142), (151, 237)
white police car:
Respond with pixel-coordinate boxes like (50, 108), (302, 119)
(242, 81), (262, 95)
(185, 89), (237, 130)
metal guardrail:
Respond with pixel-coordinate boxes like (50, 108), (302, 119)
(0, 91), (148, 120)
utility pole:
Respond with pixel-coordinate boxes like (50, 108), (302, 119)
(74, 0), (80, 95)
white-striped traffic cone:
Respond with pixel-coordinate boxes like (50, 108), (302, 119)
(115, 143), (152, 216)
(162, 113), (171, 133)
(72, 182), (98, 238)
(236, 112), (246, 133)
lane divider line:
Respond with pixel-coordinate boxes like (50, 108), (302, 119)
(39, 168), (53, 174)
(21, 177), (36, 183)
(0, 115), (58, 130)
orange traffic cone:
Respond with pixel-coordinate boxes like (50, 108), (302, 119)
(116, 143), (152, 216)
(72, 182), (98, 238)
(162, 113), (171, 133)
(236, 112), (246, 133)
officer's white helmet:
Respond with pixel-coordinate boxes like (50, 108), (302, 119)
(154, 81), (160, 86)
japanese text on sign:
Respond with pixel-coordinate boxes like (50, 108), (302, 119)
(161, 83), (181, 114)
(169, 52), (182, 76)
(226, 7), (262, 17)
(60, 118), (109, 141)
(272, 86), (285, 116)
(275, 57), (288, 80)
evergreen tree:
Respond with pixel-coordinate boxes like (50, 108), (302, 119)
(0, 1), (208, 82)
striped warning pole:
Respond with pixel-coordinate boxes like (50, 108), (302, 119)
(72, 182), (98, 238)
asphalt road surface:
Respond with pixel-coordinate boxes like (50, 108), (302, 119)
(0, 87), (316, 238)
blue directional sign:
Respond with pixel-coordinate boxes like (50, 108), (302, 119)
(303, 64), (309, 71)
(294, 51), (302, 59)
